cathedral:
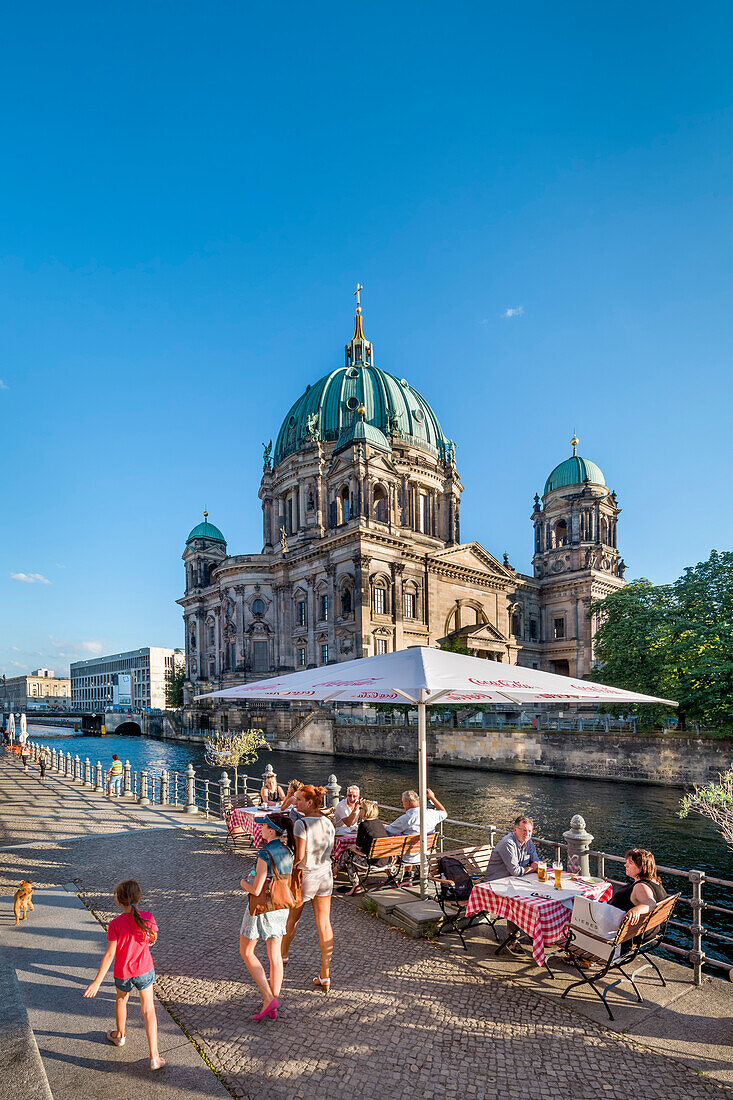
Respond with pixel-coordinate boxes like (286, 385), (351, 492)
(179, 293), (626, 720)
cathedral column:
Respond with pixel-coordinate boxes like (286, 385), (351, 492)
(234, 585), (246, 671)
(353, 552), (371, 658)
(325, 561), (336, 656)
(306, 578), (316, 666)
(391, 562), (405, 650)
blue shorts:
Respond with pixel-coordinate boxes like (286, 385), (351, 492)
(114, 968), (155, 993)
(108, 776), (122, 793)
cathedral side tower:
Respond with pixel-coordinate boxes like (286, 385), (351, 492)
(532, 437), (625, 677)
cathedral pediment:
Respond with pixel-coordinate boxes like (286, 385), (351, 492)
(452, 621), (507, 644)
(428, 542), (512, 578)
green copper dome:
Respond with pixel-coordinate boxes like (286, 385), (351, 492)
(544, 441), (606, 495)
(186, 516), (226, 546)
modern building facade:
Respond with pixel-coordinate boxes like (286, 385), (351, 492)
(0, 669), (71, 711)
(179, 295), (625, 724)
(70, 648), (184, 711)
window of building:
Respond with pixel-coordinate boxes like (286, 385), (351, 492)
(553, 519), (568, 548)
(296, 600), (307, 627)
(553, 617), (565, 640)
(319, 594), (329, 621)
(529, 618), (538, 641)
(253, 642), (268, 672)
(375, 639), (388, 655)
(307, 490), (315, 511)
(340, 486), (350, 524)
(341, 587), (352, 616)
(208, 626), (215, 646)
(208, 659), (215, 679)
(374, 486), (387, 523)
(320, 644), (329, 663)
(418, 493), (427, 533)
(511, 610), (522, 636)
(297, 646), (307, 667)
(373, 586), (386, 615)
(252, 598), (265, 616)
(404, 592), (416, 619)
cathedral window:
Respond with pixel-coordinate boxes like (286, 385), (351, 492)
(341, 586), (352, 616)
(208, 659), (215, 679)
(253, 642), (268, 672)
(553, 617), (565, 640)
(340, 486), (350, 524)
(374, 486), (387, 523)
(319, 594), (329, 621)
(373, 585), (387, 615)
(320, 643), (329, 663)
(511, 610), (522, 637)
(297, 646), (306, 667)
(252, 598), (265, 616)
(529, 618), (538, 641)
(418, 493), (427, 533)
(207, 626), (215, 646)
(375, 638), (388, 655)
(190, 632), (196, 650)
(553, 519), (568, 548)
(404, 592), (416, 619)
(295, 599), (307, 626)
(307, 489), (315, 511)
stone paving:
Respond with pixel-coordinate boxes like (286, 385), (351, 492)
(1, 752), (731, 1100)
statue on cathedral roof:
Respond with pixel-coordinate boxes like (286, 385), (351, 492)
(262, 440), (272, 471)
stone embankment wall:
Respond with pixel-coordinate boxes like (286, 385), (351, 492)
(272, 718), (732, 787)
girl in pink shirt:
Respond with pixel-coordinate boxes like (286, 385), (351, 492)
(84, 879), (165, 1071)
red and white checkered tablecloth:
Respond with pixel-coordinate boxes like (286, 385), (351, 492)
(332, 835), (358, 861)
(465, 877), (613, 966)
(229, 807), (267, 848)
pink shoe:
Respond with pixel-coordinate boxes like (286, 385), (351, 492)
(252, 997), (279, 1021)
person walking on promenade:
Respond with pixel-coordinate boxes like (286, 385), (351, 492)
(83, 879), (165, 1071)
(281, 784), (335, 992)
(106, 754), (123, 796)
(238, 814), (295, 1020)
(20, 741), (32, 773)
(38, 746), (50, 780)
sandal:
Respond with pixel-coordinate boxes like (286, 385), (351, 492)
(107, 1031), (126, 1046)
(150, 1056), (166, 1070)
(313, 976), (331, 994)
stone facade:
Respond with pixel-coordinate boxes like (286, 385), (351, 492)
(179, 302), (626, 725)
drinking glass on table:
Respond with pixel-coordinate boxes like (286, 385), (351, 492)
(552, 862), (563, 889)
(537, 861), (547, 883)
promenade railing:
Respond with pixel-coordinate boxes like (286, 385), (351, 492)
(22, 740), (733, 986)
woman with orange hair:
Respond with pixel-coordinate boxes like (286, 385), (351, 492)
(281, 784), (335, 992)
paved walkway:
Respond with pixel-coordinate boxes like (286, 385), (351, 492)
(1, 751), (731, 1099)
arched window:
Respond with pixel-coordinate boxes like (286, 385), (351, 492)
(372, 581), (388, 616)
(340, 485), (350, 524)
(207, 562), (217, 585)
(189, 631), (196, 651)
(553, 519), (568, 548)
(307, 488), (315, 511)
(601, 517), (610, 544)
(511, 609), (522, 637)
(252, 598), (265, 616)
(341, 586), (352, 616)
(373, 485), (387, 523)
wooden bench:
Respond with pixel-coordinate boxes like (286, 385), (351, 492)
(552, 892), (680, 1020)
(341, 833), (438, 893)
(428, 844), (498, 949)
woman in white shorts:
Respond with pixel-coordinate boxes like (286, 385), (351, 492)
(281, 784), (335, 992)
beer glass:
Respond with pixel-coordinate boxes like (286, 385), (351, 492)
(553, 862), (563, 889)
(537, 861), (547, 883)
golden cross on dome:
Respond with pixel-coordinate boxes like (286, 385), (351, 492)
(354, 283), (363, 310)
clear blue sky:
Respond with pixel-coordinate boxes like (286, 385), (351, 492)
(1, 2), (731, 676)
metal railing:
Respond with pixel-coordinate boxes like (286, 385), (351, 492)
(20, 741), (733, 985)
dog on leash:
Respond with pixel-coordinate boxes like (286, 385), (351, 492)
(14, 880), (34, 924)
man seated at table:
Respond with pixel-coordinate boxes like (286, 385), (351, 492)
(385, 788), (448, 883)
(333, 785), (362, 833)
(483, 814), (540, 956)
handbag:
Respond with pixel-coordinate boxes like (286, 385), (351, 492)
(248, 851), (300, 916)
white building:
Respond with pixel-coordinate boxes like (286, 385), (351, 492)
(0, 669), (71, 711)
(70, 648), (184, 711)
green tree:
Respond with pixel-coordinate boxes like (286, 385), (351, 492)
(165, 665), (186, 708)
(679, 768), (733, 849)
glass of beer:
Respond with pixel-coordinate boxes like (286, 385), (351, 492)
(537, 861), (547, 883)
(553, 862), (563, 889)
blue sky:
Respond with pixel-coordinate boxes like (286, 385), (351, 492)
(1, 2), (731, 676)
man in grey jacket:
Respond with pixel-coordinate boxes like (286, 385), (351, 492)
(484, 814), (539, 955)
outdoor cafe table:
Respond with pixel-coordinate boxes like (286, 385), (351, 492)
(465, 873), (614, 967)
(228, 808), (358, 861)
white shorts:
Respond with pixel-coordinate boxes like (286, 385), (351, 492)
(300, 865), (333, 901)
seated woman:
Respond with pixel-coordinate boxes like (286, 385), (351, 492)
(612, 848), (667, 931)
(343, 800), (390, 893)
(260, 773), (286, 806)
(280, 779), (303, 813)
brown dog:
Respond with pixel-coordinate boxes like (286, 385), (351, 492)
(14, 880), (34, 924)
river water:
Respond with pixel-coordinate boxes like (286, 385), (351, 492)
(28, 724), (733, 970)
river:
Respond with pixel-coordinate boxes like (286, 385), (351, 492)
(27, 724), (733, 970)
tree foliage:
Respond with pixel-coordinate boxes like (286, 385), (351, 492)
(679, 768), (733, 849)
(590, 551), (733, 729)
(165, 665), (186, 708)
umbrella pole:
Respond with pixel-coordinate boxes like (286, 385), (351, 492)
(418, 690), (428, 900)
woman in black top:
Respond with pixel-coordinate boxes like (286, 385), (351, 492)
(612, 848), (667, 928)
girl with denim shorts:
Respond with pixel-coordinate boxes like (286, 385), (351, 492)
(83, 879), (165, 1071)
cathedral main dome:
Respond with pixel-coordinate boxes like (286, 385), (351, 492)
(273, 300), (450, 467)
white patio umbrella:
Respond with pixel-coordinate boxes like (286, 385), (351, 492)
(19, 712), (27, 743)
(7, 712), (15, 742)
(198, 647), (676, 896)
